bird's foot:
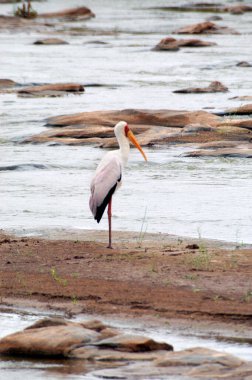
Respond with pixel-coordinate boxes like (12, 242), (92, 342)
(107, 244), (113, 249)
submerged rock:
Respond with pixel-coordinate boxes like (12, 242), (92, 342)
(236, 61), (252, 67)
(153, 37), (216, 51)
(39, 7), (95, 21)
(185, 147), (252, 158)
(173, 81), (228, 94)
(0, 79), (18, 88)
(150, 3), (252, 14)
(18, 83), (84, 98)
(34, 38), (69, 45)
(173, 21), (240, 35)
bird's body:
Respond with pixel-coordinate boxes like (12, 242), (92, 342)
(89, 121), (147, 248)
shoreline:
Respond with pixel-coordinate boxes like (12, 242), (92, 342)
(1, 229), (252, 331)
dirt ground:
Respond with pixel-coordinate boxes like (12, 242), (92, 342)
(0, 229), (252, 327)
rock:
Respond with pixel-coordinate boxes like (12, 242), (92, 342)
(185, 147), (252, 158)
(173, 21), (240, 35)
(45, 109), (220, 128)
(151, 3), (252, 14)
(0, 15), (35, 30)
(24, 109), (220, 146)
(230, 95), (252, 101)
(0, 323), (100, 357)
(206, 15), (223, 21)
(94, 334), (173, 352)
(18, 83), (84, 98)
(153, 37), (216, 51)
(155, 347), (244, 367)
(34, 38), (69, 45)
(174, 81), (228, 94)
(227, 5), (252, 14)
(183, 124), (215, 134)
(217, 118), (252, 131)
(89, 347), (252, 380)
(236, 61), (252, 67)
(224, 104), (252, 115)
(0, 79), (17, 88)
(0, 318), (173, 360)
(39, 7), (95, 21)
(197, 140), (248, 149)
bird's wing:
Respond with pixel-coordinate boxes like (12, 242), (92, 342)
(89, 155), (122, 222)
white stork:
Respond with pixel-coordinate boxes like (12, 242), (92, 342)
(89, 121), (147, 248)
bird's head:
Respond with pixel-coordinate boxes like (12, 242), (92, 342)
(114, 121), (147, 161)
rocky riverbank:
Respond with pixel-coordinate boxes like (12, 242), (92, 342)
(1, 316), (251, 379)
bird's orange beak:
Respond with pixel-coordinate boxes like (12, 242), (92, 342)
(127, 130), (147, 161)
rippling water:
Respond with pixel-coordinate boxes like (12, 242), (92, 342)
(1, 0), (252, 243)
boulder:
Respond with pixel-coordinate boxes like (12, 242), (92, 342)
(185, 147), (252, 158)
(0, 318), (173, 359)
(230, 95), (252, 101)
(0, 323), (100, 357)
(174, 81), (228, 94)
(236, 61), (252, 67)
(153, 37), (216, 51)
(206, 15), (223, 21)
(0, 79), (18, 88)
(173, 21), (240, 35)
(24, 109), (220, 146)
(151, 3), (252, 14)
(155, 347), (243, 367)
(18, 83), (84, 98)
(39, 7), (95, 21)
(34, 38), (69, 45)
(45, 109), (220, 128)
(226, 4), (252, 14)
(224, 104), (252, 116)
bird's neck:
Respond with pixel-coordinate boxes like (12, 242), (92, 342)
(117, 134), (130, 166)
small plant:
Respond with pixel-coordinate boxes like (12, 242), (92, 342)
(243, 290), (252, 303)
(71, 295), (78, 305)
(136, 207), (148, 248)
(189, 247), (211, 271)
(50, 267), (68, 287)
(184, 273), (198, 281)
(15, 1), (37, 19)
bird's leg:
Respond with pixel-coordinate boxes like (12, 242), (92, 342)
(107, 197), (113, 249)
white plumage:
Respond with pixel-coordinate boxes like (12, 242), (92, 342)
(89, 121), (147, 248)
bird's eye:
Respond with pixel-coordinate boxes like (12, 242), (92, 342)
(124, 125), (129, 136)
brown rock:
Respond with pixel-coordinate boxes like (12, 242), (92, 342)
(224, 104), (252, 115)
(155, 347), (243, 367)
(149, 3), (252, 14)
(154, 37), (216, 51)
(174, 21), (240, 35)
(39, 7), (95, 21)
(230, 95), (252, 101)
(0, 15), (34, 30)
(217, 118), (252, 131)
(18, 83), (84, 98)
(0, 79), (17, 88)
(185, 147), (252, 158)
(24, 109), (220, 146)
(45, 109), (220, 128)
(94, 334), (173, 352)
(236, 61), (252, 67)
(34, 38), (68, 45)
(226, 5), (252, 14)
(174, 81), (228, 94)
(0, 323), (99, 357)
